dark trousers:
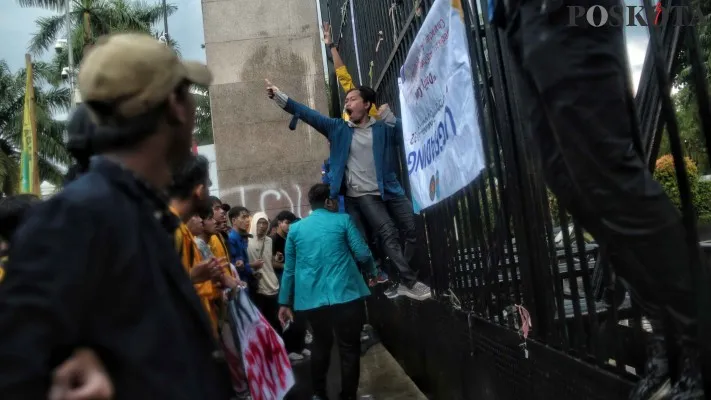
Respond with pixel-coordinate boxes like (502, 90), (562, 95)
(305, 300), (365, 400)
(283, 313), (307, 354)
(507, 0), (697, 341)
(345, 195), (418, 287)
(252, 292), (280, 334)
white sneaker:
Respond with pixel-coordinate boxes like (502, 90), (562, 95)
(397, 281), (432, 301)
(301, 348), (312, 357)
(288, 352), (304, 361)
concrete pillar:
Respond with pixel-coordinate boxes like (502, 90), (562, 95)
(201, 0), (329, 219)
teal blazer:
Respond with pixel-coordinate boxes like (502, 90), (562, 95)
(278, 209), (376, 311)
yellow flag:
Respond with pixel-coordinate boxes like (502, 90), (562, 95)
(20, 54), (39, 195)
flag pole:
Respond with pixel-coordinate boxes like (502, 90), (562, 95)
(20, 54), (40, 196)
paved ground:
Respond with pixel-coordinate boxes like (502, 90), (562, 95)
(285, 341), (426, 400)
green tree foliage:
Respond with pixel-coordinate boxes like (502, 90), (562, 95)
(18, 0), (213, 146)
(658, 87), (709, 172)
(18, 0), (179, 82)
(18, 0), (177, 56)
(673, 0), (711, 90)
(0, 60), (71, 196)
(661, 2), (711, 172)
(654, 154), (699, 209)
(653, 154), (711, 223)
(193, 84), (214, 146)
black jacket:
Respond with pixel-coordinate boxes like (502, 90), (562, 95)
(0, 158), (234, 399)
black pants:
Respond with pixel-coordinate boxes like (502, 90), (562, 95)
(251, 292), (280, 334)
(507, 0), (697, 341)
(345, 195), (418, 287)
(282, 312), (307, 354)
(305, 300), (365, 400)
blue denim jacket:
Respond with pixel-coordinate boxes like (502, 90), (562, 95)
(278, 209), (376, 311)
(227, 229), (253, 281)
(282, 97), (406, 200)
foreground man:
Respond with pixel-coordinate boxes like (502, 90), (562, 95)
(279, 183), (378, 400)
(492, 0), (702, 398)
(266, 79), (431, 301)
(0, 33), (233, 398)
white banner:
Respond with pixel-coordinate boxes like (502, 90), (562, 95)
(398, 0), (485, 212)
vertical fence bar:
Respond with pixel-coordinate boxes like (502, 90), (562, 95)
(643, 0), (709, 394)
(320, 0), (711, 393)
(348, 0), (363, 85)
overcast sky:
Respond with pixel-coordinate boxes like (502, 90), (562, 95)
(0, 0), (207, 72)
(0, 1), (650, 88)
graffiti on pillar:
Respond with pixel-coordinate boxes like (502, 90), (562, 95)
(220, 183), (311, 219)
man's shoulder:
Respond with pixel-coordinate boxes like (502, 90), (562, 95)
(373, 119), (394, 129)
(305, 211), (350, 227)
(321, 210), (350, 221)
(227, 230), (244, 244)
(35, 175), (115, 218)
(288, 221), (302, 234)
(335, 213), (356, 231)
(11, 176), (117, 261)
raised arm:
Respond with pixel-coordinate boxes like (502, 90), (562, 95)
(323, 22), (355, 92)
(265, 79), (340, 139)
(377, 103), (400, 128)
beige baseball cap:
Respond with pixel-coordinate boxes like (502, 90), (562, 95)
(78, 33), (212, 119)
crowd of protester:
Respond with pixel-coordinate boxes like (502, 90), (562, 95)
(0, 0), (706, 396)
(0, 27), (433, 400)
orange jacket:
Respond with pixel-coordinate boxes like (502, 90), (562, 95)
(171, 208), (219, 335)
(209, 233), (234, 278)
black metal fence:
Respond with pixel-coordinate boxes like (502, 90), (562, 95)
(319, 0), (711, 398)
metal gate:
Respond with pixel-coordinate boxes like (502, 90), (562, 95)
(319, 0), (711, 398)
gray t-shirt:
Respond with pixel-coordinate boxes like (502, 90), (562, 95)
(346, 118), (380, 197)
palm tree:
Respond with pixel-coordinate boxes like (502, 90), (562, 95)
(152, 30), (181, 55)
(193, 84), (214, 146)
(0, 60), (70, 196)
(18, 0), (177, 70)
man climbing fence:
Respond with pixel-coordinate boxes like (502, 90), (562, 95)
(265, 77), (431, 301)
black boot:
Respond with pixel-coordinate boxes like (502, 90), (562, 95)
(630, 334), (671, 400)
(670, 345), (705, 400)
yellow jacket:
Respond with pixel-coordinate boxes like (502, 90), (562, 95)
(171, 208), (219, 335)
(208, 234), (234, 278)
(0, 256), (6, 284)
(335, 65), (379, 121)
